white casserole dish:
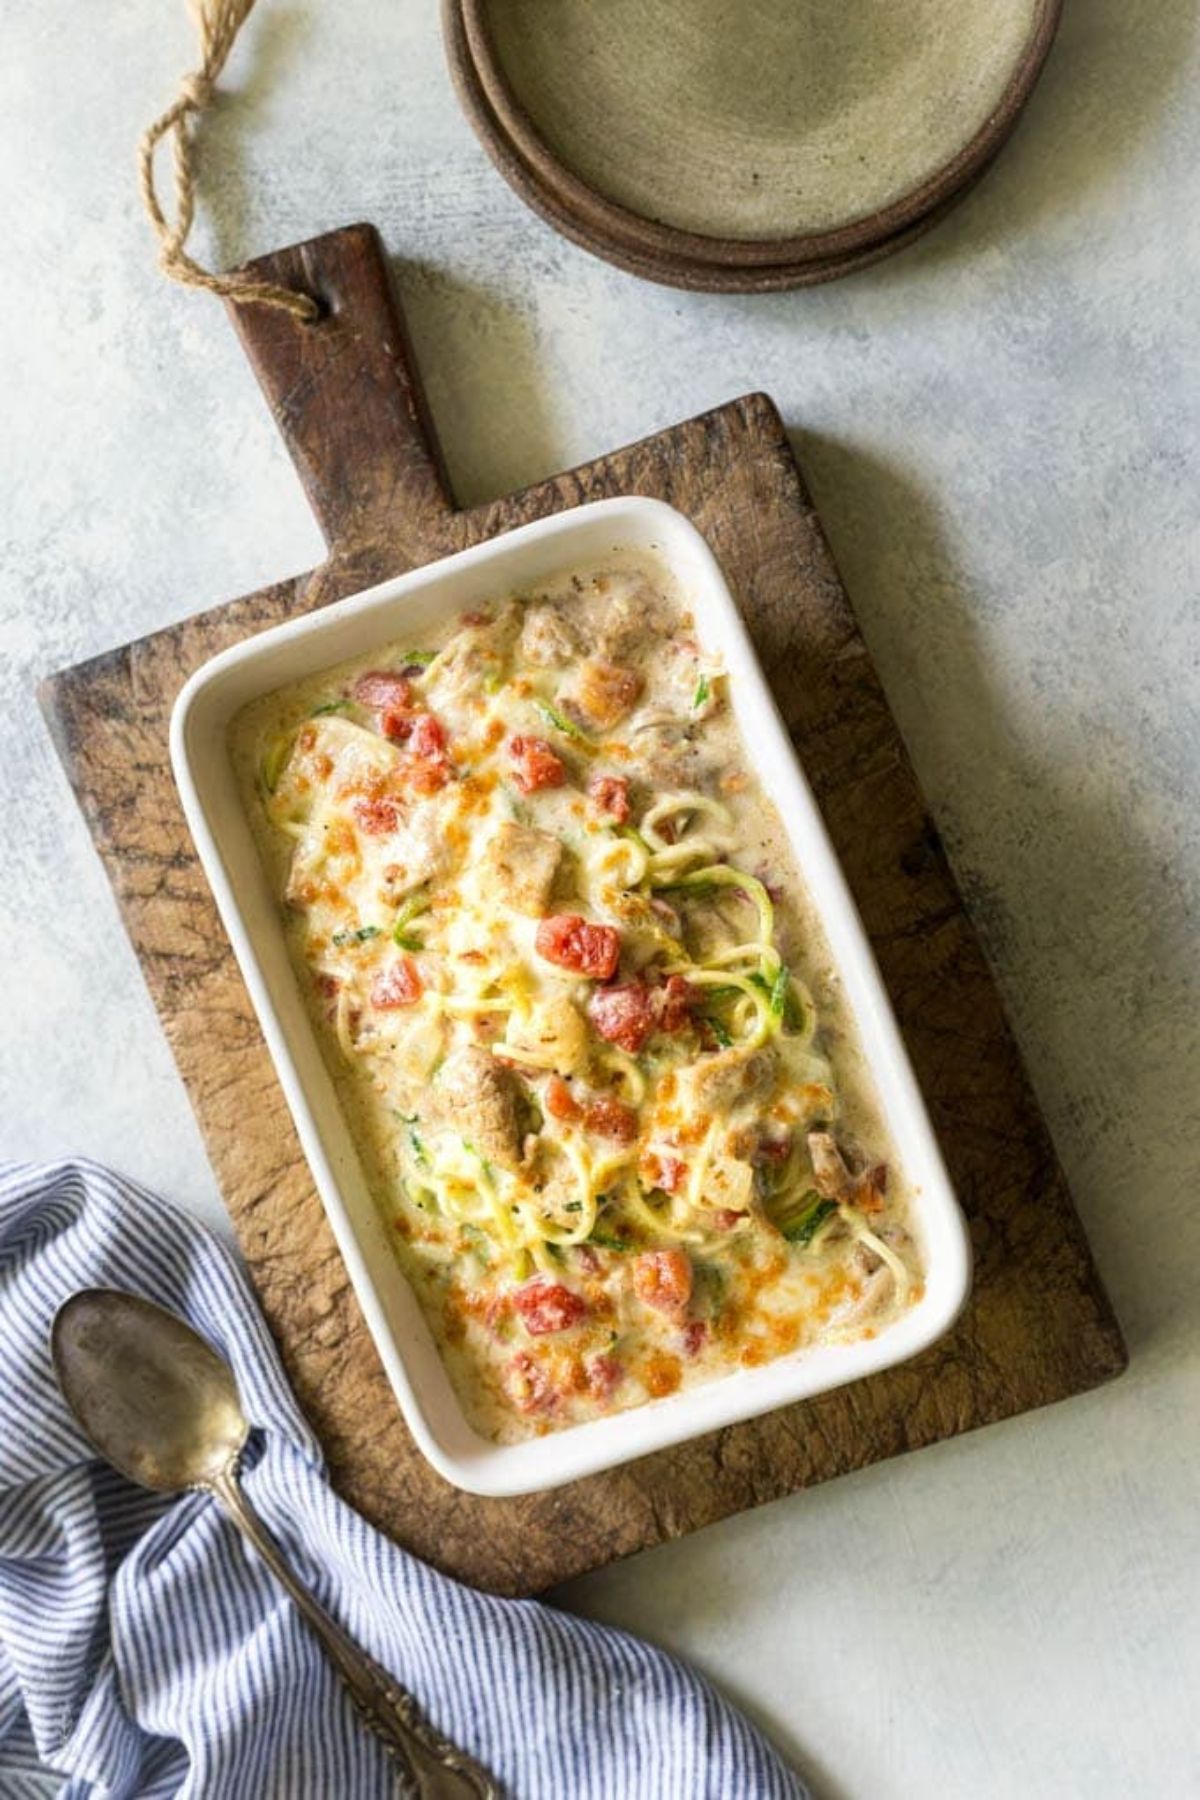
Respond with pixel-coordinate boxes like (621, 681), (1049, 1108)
(171, 496), (971, 1497)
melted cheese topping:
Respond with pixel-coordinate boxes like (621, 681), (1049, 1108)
(232, 559), (923, 1442)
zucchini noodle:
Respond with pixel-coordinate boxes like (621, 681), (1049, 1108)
(683, 1120), (720, 1212)
(845, 1207), (911, 1306)
(427, 1140), (523, 1255)
(584, 832), (649, 891)
(646, 841), (724, 879)
(673, 967), (774, 1046)
(658, 863), (774, 945)
(493, 1039), (561, 1072)
(704, 940), (778, 970)
(593, 1046), (646, 1105)
(618, 1181), (708, 1246)
(703, 939), (786, 993)
(528, 1243), (560, 1277)
(429, 992), (514, 1017)
(590, 1145), (639, 1192)
(641, 792), (733, 850)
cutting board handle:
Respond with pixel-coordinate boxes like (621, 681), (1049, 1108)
(226, 223), (455, 559)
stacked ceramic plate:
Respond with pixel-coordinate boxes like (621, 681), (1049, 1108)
(444, 0), (1062, 292)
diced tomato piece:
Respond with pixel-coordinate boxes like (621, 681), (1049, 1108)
(583, 1095), (639, 1144)
(575, 1245), (602, 1276)
(756, 1133), (792, 1164)
(370, 956), (423, 1009)
(681, 1320), (708, 1357)
(504, 1350), (555, 1415)
(589, 774), (630, 823)
(657, 974), (693, 1033)
(712, 1208), (743, 1232)
(585, 1353), (623, 1402)
(405, 713), (452, 792)
(545, 1075), (581, 1122)
(380, 706), (414, 742)
(352, 794), (403, 835)
(409, 714), (446, 759)
(371, 694), (450, 784)
(512, 1280), (589, 1336)
(354, 670), (413, 711)
(509, 735), (566, 794)
(588, 976), (691, 1052)
(535, 915), (621, 980)
(632, 1249), (694, 1318)
(640, 1148), (687, 1194)
(588, 981), (655, 1052)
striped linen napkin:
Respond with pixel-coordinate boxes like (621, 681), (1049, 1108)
(0, 1160), (804, 1799)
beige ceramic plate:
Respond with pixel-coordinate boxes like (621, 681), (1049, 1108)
(445, 0), (1062, 290)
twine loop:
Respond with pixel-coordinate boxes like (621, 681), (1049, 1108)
(138, 0), (319, 322)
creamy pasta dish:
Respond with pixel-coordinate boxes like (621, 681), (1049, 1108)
(233, 559), (923, 1441)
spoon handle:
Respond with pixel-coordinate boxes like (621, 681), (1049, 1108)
(209, 1467), (499, 1799)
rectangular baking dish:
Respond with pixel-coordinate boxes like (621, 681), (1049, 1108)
(171, 496), (971, 1497)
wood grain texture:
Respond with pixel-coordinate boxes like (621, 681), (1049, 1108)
(40, 224), (1126, 1595)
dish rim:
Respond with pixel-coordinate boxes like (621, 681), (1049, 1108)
(170, 495), (972, 1496)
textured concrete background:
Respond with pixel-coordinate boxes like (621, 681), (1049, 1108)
(2, 3), (1197, 1795)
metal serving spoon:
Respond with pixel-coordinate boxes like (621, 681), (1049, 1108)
(51, 1289), (497, 1799)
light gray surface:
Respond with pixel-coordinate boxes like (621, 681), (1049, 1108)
(2, 3), (1196, 1796)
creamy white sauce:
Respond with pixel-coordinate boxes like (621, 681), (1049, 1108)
(231, 557), (923, 1442)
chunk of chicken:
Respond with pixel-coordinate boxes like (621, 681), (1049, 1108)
(559, 659), (643, 731)
(592, 577), (668, 661)
(519, 603), (578, 668)
(504, 995), (589, 1077)
(678, 1045), (777, 1116)
(426, 605), (520, 705)
(479, 821), (563, 917)
(808, 1130), (852, 1198)
(437, 1045), (521, 1171)
(808, 1130), (887, 1213)
(840, 1263), (895, 1325)
(377, 798), (450, 902)
(703, 1146), (754, 1214)
(603, 890), (684, 970)
(274, 714), (399, 823)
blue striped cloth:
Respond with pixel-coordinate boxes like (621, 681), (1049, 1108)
(0, 1160), (804, 1799)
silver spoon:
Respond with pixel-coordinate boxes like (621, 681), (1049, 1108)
(51, 1288), (498, 1799)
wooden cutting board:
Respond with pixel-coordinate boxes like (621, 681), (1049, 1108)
(40, 224), (1126, 1596)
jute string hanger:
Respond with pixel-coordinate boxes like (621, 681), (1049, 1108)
(138, 0), (320, 321)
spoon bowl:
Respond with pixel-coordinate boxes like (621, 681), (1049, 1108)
(50, 1286), (496, 1797)
(52, 1288), (248, 1492)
